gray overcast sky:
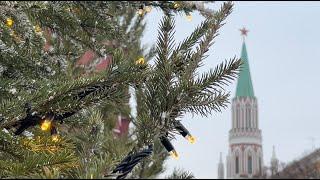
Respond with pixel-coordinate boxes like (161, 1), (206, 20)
(139, 1), (320, 178)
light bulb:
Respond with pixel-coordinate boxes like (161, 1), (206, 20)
(135, 57), (145, 65)
(35, 25), (42, 33)
(169, 150), (179, 159)
(6, 18), (13, 28)
(186, 135), (196, 144)
(145, 6), (152, 13)
(52, 134), (59, 142)
(137, 9), (144, 16)
(40, 120), (52, 131)
(186, 14), (192, 22)
(174, 2), (180, 9)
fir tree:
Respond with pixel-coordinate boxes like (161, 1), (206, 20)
(0, 1), (240, 179)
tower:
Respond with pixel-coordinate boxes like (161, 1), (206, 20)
(218, 152), (225, 179)
(270, 146), (279, 176)
(226, 28), (264, 179)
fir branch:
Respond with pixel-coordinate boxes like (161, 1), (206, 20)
(170, 18), (211, 61)
(195, 57), (242, 92)
(166, 168), (195, 179)
(185, 2), (234, 77)
(183, 91), (230, 117)
(156, 15), (175, 64)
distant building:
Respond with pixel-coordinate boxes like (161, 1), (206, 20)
(76, 50), (112, 73)
(113, 115), (130, 137)
(270, 146), (279, 176)
(43, 29), (129, 137)
(218, 152), (225, 179)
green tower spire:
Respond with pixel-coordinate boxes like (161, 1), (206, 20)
(235, 39), (255, 97)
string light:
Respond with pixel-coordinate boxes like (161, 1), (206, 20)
(135, 57), (145, 65)
(160, 136), (179, 160)
(186, 14), (192, 22)
(6, 18), (14, 28)
(169, 150), (179, 159)
(175, 121), (196, 144)
(173, 2), (180, 9)
(145, 6), (152, 13)
(40, 119), (52, 131)
(35, 25), (42, 33)
(52, 134), (59, 142)
(186, 134), (196, 144)
(40, 114), (54, 131)
(51, 126), (59, 142)
(137, 8), (144, 16)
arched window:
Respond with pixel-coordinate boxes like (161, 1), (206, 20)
(236, 105), (240, 128)
(246, 104), (251, 128)
(235, 156), (239, 174)
(248, 156), (253, 174)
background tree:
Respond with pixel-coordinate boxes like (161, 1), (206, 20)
(271, 149), (320, 179)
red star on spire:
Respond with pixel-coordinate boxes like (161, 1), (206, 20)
(240, 27), (249, 37)
(240, 27), (249, 42)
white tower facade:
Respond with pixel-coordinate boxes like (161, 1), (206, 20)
(226, 97), (264, 179)
(226, 30), (264, 179)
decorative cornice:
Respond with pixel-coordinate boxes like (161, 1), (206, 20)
(229, 129), (262, 138)
(232, 96), (257, 102)
(230, 143), (262, 149)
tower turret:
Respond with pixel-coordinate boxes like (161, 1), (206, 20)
(218, 152), (225, 179)
(270, 146), (279, 176)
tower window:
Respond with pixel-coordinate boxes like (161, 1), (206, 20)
(248, 156), (252, 174)
(235, 156), (239, 174)
(246, 104), (251, 128)
(236, 105), (240, 128)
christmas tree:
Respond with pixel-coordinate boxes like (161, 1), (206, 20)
(0, 1), (240, 178)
